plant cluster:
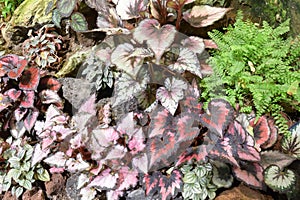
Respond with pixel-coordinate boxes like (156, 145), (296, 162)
(0, 140), (49, 198)
(22, 24), (63, 70)
(0, 54), (63, 197)
(52, 0), (230, 33)
(201, 13), (300, 135)
(0, 0), (23, 20)
(1, 0), (300, 199)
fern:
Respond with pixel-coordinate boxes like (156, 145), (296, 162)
(201, 12), (300, 136)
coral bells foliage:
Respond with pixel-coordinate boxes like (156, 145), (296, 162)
(0, 54), (62, 137)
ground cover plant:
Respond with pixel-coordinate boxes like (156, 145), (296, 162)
(0, 0), (299, 199)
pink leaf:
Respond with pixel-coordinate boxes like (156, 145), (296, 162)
(44, 152), (68, 167)
(88, 168), (118, 189)
(183, 5), (231, 27)
(31, 144), (50, 166)
(118, 166), (138, 191)
(20, 90), (35, 108)
(181, 36), (205, 54)
(5, 88), (21, 101)
(116, 0), (147, 20)
(132, 153), (148, 173)
(39, 89), (62, 104)
(24, 108), (39, 132)
(133, 19), (176, 63)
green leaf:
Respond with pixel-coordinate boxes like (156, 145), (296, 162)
(7, 169), (21, 181)
(19, 179), (32, 190)
(12, 186), (23, 199)
(56, 0), (76, 17)
(35, 169), (50, 181)
(264, 165), (296, 193)
(25, 171), (34, 180)
(183, 172), (197, 183)
(21, 161), (31, 172)
(195, 166), (207, 178)
(191, 182), (202, 194)
(8, 156), (21, 168)
(52, 9), (62, 28)
(70, 12), (88, 32)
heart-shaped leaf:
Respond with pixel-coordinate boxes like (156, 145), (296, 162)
(200, 99), (234, 138)
(19, 67), (40, 91)
(281, 121), (300, 159)
(183, 5), (231, 28)
(264, 165), (296, 193)
(24, 108), (39, 132)
(133, 19), (176, 63)
(260, 150), (296, 170)
(156, 77), (188, 115)
(116, 0), (148, 20)
(181, 36), (205, 54)
(250, 116), (271, 148)
(233, 162), (264, 190)
(169, 48), (202, 78)
(111, 43), (147, 77)
(57, 0), (76, 17)
(70, 12), (88, 32)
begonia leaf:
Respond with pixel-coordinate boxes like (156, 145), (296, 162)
(88, 168), (118, 189)
(19, 67), (40, 90)
(183, 5), (231, 27)
(112, 69), (149, 107)
(264, 164), (296, 193)
(116, 0), (148, 20)
(200, 98), (234, 138)
(156, 77), (188, 115)
(133, 19), (176, 63)
(169, 48), (202, 78)
(233, 161), (264, 190)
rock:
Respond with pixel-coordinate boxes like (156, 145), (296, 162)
(22, 187), (45, 200)
(55, 48), (91, 77)
(1, 0), (56, 45)
(45, 173), (65, 197)
(3, 191), (17, 200)
(215, 184), (273, 200)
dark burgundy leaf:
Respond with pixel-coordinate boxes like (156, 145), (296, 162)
(233, 161), (265, 190)
(159, 170), (182, 200)
(20, 90), (35, 108)
(227, 121), (260, 162)
(24, 108), (39, 132)
(250, 116), (271, 147)
(19, 67), (40, 90)
(144, 171), (160, 197)
(208, 137), (240, 167)
(148, 106), (173, 138)
(5, 88), (21, 101)
(144, 170), (182, 200)
(147, 130), (177, 171)
(176, 145), (208, 166)
(261, 119), (278, 149)
(39, 77), (61, 91)
(200, 99), (234, 137)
